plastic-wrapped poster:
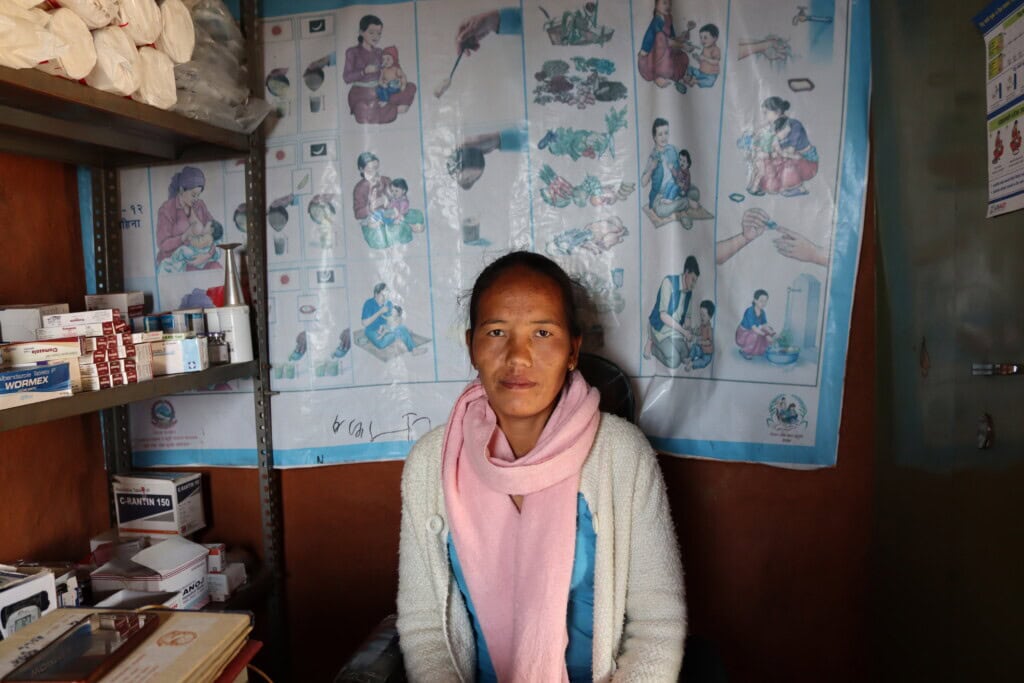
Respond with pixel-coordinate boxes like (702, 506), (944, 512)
(118, 0), (870, 469)
(975, 0), (1024, 217)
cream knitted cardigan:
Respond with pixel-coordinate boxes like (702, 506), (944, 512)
(397, 413), (686, 682)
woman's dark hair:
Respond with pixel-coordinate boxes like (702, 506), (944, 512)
(683, 255), (700, 277)
(468, 251), (582, 338)
(373, 282), (387, 296)
(762, 96), (790, 115)
(357, 151), (379, 174)
(753, 288), (769, 300)
(357, 14), (382, 44)
(652, 117), (669, 138)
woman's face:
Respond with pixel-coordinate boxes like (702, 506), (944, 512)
(763, 106), (780, 123)
(653, 125), (670, 149)
(361, 23), (382, 47)
(362, 159), (380, 179)
(180, 186), (203, 208)
(467, 267), (581, 439)
(754, 294), (769, 310)
(656, 0), (671, 15)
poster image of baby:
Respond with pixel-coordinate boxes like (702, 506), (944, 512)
(342, 15), (417, 124)
(156, 166), (223, 272)
(737, 96), (819, 198)
(641, 118), (713, 229)
(355, 283), (430, 361)
(684, 300), (715, 372)
(352, 152), (425, 249)
(307, 194), (339, 249)
(546, 217), (629, 257)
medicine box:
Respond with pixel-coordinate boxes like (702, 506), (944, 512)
(0, 364), (72, 409)
(0, 304), (69, 342)
(42, 308), (121, 328)
(85, 292), (145, 319)
(0, 568), (57, 641)
(112, 472), (206, 538)
(208, 562), (247, 603)
(150, 336), (209, 375)
(203, 543), (226, 573)
(0, 337), (83, 366)
(89, 537), (210, 610)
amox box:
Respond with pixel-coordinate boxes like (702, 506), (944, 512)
(89, 537), (210, 610)
(0, 304), (69, 342)
(112, 472), (206, 538)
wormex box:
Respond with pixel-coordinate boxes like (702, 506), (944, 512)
(0, 364), (72, 408)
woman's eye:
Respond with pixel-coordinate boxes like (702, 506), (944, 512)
(536, 329), (552, 338)
(485, 329), (504, 337)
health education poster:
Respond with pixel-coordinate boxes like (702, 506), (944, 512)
(117, 0), (870, 469)
(976, 0), (1024, 217)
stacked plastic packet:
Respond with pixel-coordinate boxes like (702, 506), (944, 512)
(0, 0), (268, 126)
(170, 0), (269, 132)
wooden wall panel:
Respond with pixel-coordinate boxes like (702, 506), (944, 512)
(0, 153), (109, 563)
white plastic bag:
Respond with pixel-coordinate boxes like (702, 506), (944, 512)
(85, 25), (139, 95)
(36, 7), (95, 79)
(116, 0), (162, 46)
(154, 0), (193, 63)
(44, 0), (117, 30)
(132, 45), (175, 108)
(0, 12), (64, 68)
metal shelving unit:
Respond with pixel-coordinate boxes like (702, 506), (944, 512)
(0, 362), (257, 432)
(0, 0), (286, 674)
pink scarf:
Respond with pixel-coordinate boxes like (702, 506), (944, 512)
(442, 371), (600, 682)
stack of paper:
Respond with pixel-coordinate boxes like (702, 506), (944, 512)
(0, 608), (252, 682)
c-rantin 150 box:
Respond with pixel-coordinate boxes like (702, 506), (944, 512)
(112, 472), (206, 538)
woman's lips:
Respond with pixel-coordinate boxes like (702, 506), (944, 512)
(500, 378), (536, 390)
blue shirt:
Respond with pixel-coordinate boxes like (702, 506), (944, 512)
(448, 493), (596, 683)
(740, 305), (767, 329)
(362, 297), (391, 338)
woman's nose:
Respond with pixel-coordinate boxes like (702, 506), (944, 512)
(506, 334), (532, 366)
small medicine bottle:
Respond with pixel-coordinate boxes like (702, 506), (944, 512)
(208, 332), (230, 364)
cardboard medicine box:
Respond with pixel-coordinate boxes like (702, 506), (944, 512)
(85, 292), (145, 319)
(0, 568), (57, 641)
(150, 336), (208, 375)
(89, 537), (210, 610)
(113, 472), (206, 538)
(0, 304), (69, 342)
(0, 364), (72, 409)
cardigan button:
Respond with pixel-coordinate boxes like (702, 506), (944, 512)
(427, 515), (445, 535)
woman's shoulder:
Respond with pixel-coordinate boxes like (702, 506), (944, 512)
(591, 413), (656, 464)
(402, 424), (447, 486)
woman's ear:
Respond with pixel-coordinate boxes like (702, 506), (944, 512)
(570, 335), (583, 368)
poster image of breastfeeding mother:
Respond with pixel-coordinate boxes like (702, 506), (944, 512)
(155, 166), (222, 271)
(342, 14), (417, 125)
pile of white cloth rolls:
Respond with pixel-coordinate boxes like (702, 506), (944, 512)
(0, 0), (195, 109)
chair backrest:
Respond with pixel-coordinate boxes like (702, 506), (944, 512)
(577, 352), (635, 423)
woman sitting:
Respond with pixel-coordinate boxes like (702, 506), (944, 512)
(397, 251), (686, 681)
